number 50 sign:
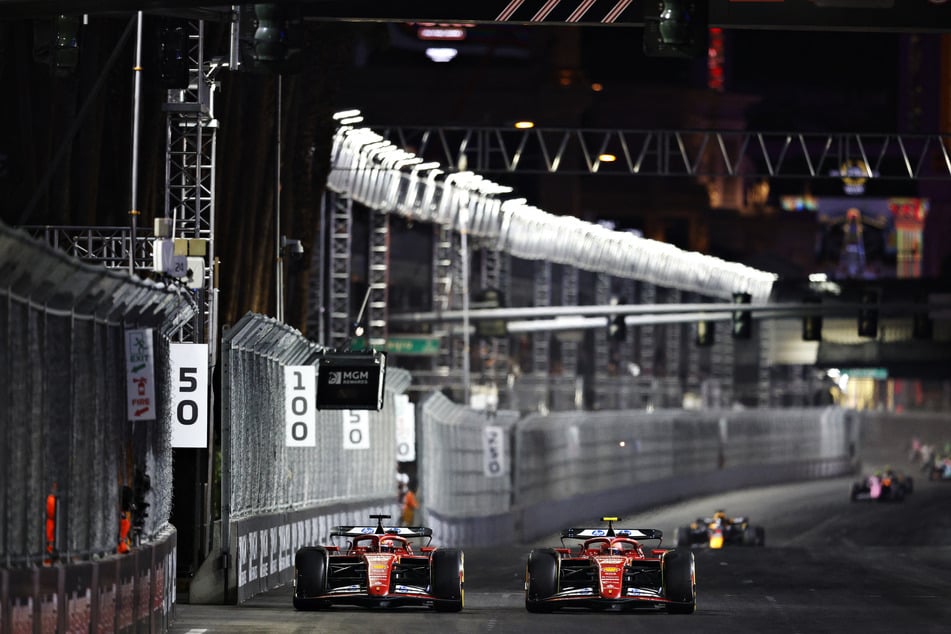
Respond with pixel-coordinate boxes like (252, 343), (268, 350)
(169, 343), (209, 448)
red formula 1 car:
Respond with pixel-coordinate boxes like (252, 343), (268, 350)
(524, 517), (696, 614)
(293, 514), (464, 611)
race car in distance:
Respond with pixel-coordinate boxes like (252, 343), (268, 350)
(850, 469), (913, 502)
(524, 516), (696, 614)
(293, 514), (464, 611)
(674, 511), (765, 549)
(929, 456), (951, 481)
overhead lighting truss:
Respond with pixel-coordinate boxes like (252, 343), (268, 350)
(375, 125), (951, 180)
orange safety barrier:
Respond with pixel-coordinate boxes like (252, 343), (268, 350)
(118, 511), (131, 554)
(44, 489), (57, 563)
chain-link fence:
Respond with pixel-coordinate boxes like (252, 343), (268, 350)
(418, 393), (859, 544)
(420, 392), (519, 518)
(0, 221), (195, 565)
(219, 312), (413, 601)
(221, 313), (412, 520)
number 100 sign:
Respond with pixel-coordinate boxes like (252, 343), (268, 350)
(284, 366), (317, 447)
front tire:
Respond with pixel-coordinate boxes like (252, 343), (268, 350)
(525, 548), (559, 612)
(293, 547), (330, 610)
(662, 549), (696, 614)
(431, 548), (464, 612)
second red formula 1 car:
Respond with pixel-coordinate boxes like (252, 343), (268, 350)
(524, 516), (696, 614)
(293, 514), (464, 611)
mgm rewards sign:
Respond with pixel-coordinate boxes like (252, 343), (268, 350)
(316, 350), (388, 410)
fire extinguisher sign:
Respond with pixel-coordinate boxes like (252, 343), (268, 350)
(125, 328), (157, 421)
(169, 343), (209, 448)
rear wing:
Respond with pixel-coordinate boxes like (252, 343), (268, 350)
(330, 513), (433, 541)
(330, 525), (434, 539)
(561, 527), (663, 541)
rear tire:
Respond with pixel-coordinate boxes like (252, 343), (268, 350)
(754, 526), (765, 546)
(431, 548), (464, 612)
(525, 548), (559, 612)
(293, 547), (330, 610)
(742, 525), (757, 546)
(675, 526), (692, 548)
(662, 549), (696, 614)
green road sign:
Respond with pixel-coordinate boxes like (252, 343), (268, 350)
(350, 335), (442, 356)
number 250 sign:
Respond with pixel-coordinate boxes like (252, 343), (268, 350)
(169, 343), (209, 448)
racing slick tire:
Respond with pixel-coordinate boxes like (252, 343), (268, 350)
(742, 525), (766, 546)
(431, 548), (465, 612)
(525, 548), (559, 613)
(293, 547), (330, 610)
(662, 549), (696, 614)
(675, 526), (692, 548)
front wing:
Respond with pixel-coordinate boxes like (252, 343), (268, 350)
(534, 558), (681, 611)
(295, 586), (455, 610)
(533, 587), (681, 611)
(296, 555), (456, 610)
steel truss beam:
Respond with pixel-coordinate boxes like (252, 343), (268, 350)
(593, 272), (610, 373)
(329, 192), (353, 350)
(2, 1), (950, 33)
(367, 209), (390, 347)
(532, 261), (551, 375)
(432, 225), (454, 373)
(163, 19), (218, 348)
(479, 243), (511, 378)
(560, 265), (578, 375)
(24, 20), (219, 348)
(20, 226), (152, 270)
(377, 126), (951, 180)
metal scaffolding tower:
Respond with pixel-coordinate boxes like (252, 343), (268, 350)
(617, 278), (635, 371)
(664, 288), (683, 382)
(559, 265), (579, 376)
(23, 20), (219, 351)
(532, 261), (551, 376)
(163, 20), (219, 350)
(479, 243), (511, 380)
(367, 209), (390, 348)
(432, 225), (455, 375)
(593, 272), (611, 372)
(329, 191), (354, 350)
(639, 283), (657, 376)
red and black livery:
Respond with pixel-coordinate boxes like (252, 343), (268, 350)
(524, 516), (696, 614)
(293, 514), (464, 611)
